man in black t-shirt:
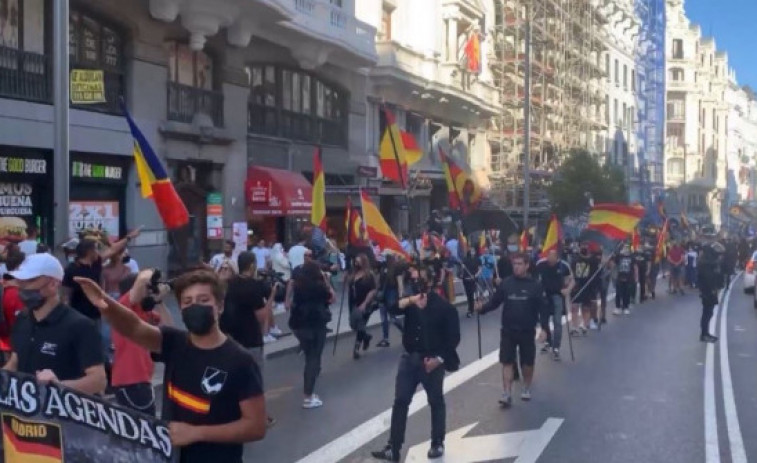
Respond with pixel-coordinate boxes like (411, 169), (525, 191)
(534, 250), (574, 360)
(613, 246), (637, 315)
(634, 248), (651, 303)
(570, 244), (601, 335)
(74, 270), (266, 463)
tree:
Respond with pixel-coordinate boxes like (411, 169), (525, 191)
(548, 149), (628, 217)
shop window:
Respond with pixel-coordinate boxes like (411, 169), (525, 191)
(166, 42), (223, 126)
(69, 10), (125, 114)
(247, 64), (348, 147)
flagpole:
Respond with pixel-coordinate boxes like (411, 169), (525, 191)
(53, 0), (70, 250)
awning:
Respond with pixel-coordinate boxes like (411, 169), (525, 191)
(245, 166), (312, 217)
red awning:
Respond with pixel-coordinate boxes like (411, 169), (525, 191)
(245, 166), (313, 217)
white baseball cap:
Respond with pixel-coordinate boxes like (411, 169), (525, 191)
(10, 253), (65, 281)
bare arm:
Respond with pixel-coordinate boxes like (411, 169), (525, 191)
(2, 352), (17, 371)
(188, 396), (266, 444)
(60, 365), (107, 395)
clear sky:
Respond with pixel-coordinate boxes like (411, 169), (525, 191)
(684, 0), (756, 89)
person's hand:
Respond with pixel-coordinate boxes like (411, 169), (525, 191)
(560, 287), (571, 298)
(72, 277), (109, 311)
(423, 357), (442, 373)
(36, 369), (59, 385)
(169, 422), (201, 447)
(415, 293), (428, 308)
(474, 301), (483, 312)
(126, 226), (143, 240)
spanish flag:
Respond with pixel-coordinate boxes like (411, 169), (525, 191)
(311, 147), (327, 231)
(540, 214), (562, 258)
(519, 229), (529, 252)
(464, 31), (481, 73)
(655, 219), (669, 264)
(478, 232), (487, 253)
(345, 196), (367, 246)
(587, 203), (645, 240)
(360, 191), (410, 260)
(401, 131), (423, 166)
(379, 108), (408, 189)
(2, 415), (62, 463)
(123, 106), (189, 229)
(631, 228), (641, 252)
(439, 147), (482, 214)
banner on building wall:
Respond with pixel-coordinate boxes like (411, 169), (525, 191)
(206, 192), (224, 239)
(70, 69), (106, 104)
(0, 370), (174, 463)
(232, 222), (248, 254)
(69, 201), (120, 239)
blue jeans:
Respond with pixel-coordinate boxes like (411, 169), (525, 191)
(541, 293), (565, 349)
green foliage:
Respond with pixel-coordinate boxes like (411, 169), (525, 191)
(547, 149), (628, 217)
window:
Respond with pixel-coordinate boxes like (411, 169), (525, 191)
(631, 69), (636, 91)
(614, 59), (619, 84)
(247, 64), (349, 146)
(622, 102), (627, 126)
(614, 98), (618, 125)
(668, 158), (684, 176)
(669, 68), (684, 81)
(166, 42), (214, 90)
(69, 10), (125, 113)
(379, 3), (393, 40)
(623, 64), (628, 89)
(667, 123), (684, 147)
(605, 95), (610, 124)
(605, 54), (610, 81)
(672, 39), (684, 59)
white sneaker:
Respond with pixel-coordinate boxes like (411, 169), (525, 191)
(521, 388), (532, 401)
(589, 320), (598, 330)
(273, 303), (286, 315)
(613, 308), (622, 315)
(269, 326), (284, 337)
(623, 309), (631, 315)
(263, 334), (277, 344)
(303, 396), (323, 409)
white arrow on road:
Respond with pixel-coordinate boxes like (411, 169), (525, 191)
(405, 417), (563, 463)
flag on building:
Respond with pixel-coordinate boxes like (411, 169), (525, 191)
(631, 228), (640, 252)
(379, 108), (408, 189)
(360, 190), (410, 260)
(655, 219), (669, 264)
(464, 31), (481, 73)
(586, 203), (645, 240)
(439, 147), (482, 214)
(519, 229), (529, 252)
(540, 214), (562, 258)
(401, 130), (423, 166)
(311, 147), (327, 231)
(123, 106), (189, 230)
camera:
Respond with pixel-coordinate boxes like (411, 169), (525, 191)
(257, 269), (287, 303)
(141, 269), (173, 311)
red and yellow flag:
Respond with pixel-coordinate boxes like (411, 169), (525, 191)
(2, 415), (63, 463)
(519, 229), (529, 252)
(478, 232), (487, 253)
(311, 147), (327, 231)
(587, 203), (645, 240)
(124, 106), (189, 229)
(439, 147), (482, 214)
(379, 108), (408, 189)
(401, 130), (423, 166)
(655, 219), (669, 264)
(464, 32), (481, 73)
(345, 196), (367, 246)
(631, 228), (641, 252)
(540, 214), (562, 258)
(360, 191), (410, 260)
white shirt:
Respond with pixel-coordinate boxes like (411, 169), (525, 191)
(252, 246), (271, 270)
(18, 239), (38, 256)
(126, 257), (139, 274)
(288, 244), (308, 269)
(209, 253), (238, 273)
(446, 238), (459, 259)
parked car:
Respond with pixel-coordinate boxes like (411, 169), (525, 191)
(745, 251), (757, 294)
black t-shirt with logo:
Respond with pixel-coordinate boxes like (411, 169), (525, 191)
(572, 254), (600, 289)
(534, 259), (572, 295)
(62, 260), (103, 320)
(221, 276), (267, 349)
(615, 255), (636, 282)
(160, 327), (264, 463)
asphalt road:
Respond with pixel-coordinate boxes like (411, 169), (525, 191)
(239, 276), (755, 463)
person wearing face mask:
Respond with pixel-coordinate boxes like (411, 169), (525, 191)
(347, 254), (377, 359)
(74, 269), (266, 463)
(3, 253), (107, 395)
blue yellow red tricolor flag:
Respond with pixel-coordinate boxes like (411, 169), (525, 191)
(311, 147), (327, 231)
(123, 106), (189, 229)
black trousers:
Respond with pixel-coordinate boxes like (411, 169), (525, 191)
(616, 280), (632, 309)
(701, 292), (718, 336)
(294, 327), (327, 395)
(390, 353), (446, 451)
(463, 279), (476, 313)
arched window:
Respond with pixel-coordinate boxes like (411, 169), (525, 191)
(247, 64), (349, 147)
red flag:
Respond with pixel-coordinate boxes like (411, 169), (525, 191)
(519, 229), (529, 252)
(464, 32), (481, 73)
(631, 228), (641, 252)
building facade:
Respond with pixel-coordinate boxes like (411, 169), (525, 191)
(725, 72), (757, 205)
(357, 0), (500, 233)
(0, 0), (375, 272)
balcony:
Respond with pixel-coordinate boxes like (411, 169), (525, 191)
(0, 46), (50, 103)
(167, 82), (224, 127)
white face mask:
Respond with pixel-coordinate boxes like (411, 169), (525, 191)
(507, 245), (518, 252)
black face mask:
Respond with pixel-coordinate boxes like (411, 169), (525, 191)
(181, 304), (215, 335)
(19, 289), (46, 311)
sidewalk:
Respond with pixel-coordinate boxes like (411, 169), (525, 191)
(151, 279), (469, 387)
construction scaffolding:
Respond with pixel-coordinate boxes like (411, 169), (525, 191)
(488, 0), (608, 220)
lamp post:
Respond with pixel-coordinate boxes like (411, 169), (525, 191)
(53, 0), (70, 250)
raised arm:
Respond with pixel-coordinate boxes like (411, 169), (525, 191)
(101, 227), (142, 261)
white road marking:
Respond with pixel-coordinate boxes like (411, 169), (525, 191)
(704, 292), (721, 463)
(719, 277), (747, 463)
(294, 351), (501, 463)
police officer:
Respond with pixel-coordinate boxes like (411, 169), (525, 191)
(697, 242), (725, 343)
(3, 253), (106, 394)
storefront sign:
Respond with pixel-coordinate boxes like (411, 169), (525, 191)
(0, 183), (34, 217)
(357, 165), (378, 177)
(0, 370), (173, 462)
(249, 183), (270, 203)
(72, 161), (123, 181)
(325, 185), (378, 195)
(70, 69), (106, 104)
(232, 222), (248, 254)
(206, 192), (224, 239)
(0, 156), (46, 175)
(69, 201), (119, 239)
